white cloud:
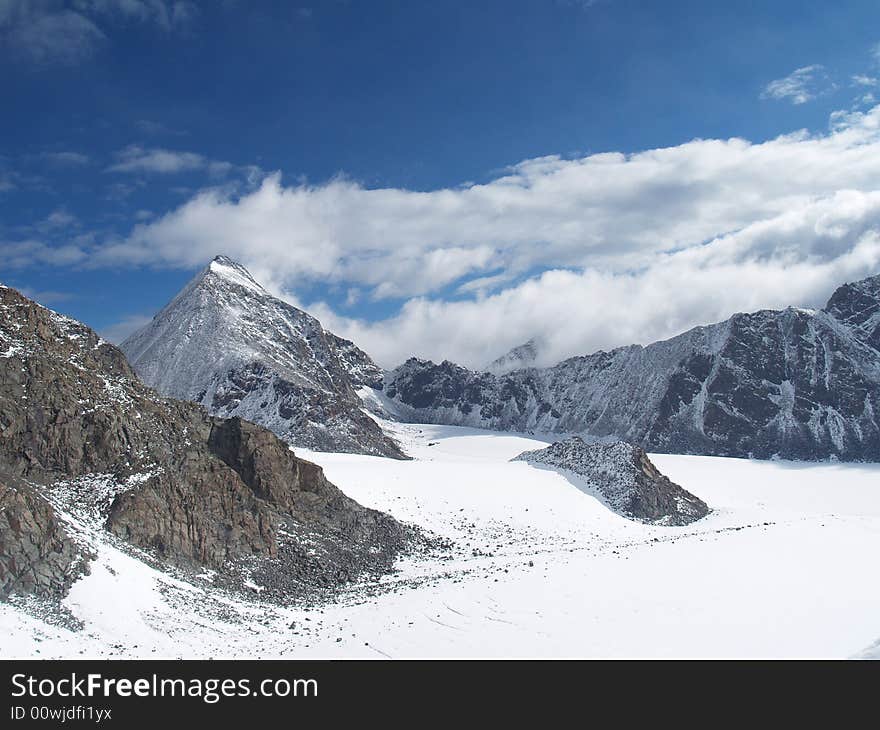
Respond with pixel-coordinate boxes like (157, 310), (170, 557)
(852, 74), (879, 88)
(106, 145), (234, 176)
(24, 104), (880, 369)
(0, 239), (87, 268)
(455, 272), (514, 296)
(761, 65), (828, 105)
(304, 191), (880, 368)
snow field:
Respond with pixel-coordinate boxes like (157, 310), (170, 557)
(2, 422), (879, 658)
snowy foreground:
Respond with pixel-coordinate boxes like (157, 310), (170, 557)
(3, 422), (880, 659)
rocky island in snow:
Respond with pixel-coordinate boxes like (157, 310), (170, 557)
(512, 437), (710, 525)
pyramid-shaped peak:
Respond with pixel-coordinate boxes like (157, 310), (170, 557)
(204, 255), (267, 294)
(211, 253), (245, 267)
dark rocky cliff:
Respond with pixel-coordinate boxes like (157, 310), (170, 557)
(0, 284), (412, 599)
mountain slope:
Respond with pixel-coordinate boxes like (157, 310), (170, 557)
(121, 256), (403, 458)
(385, 274), (880, 461)
(0, 283), (412, 601)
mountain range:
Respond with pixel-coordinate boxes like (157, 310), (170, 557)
(121, 258), (880, 462)
(385, 275), (880, 461)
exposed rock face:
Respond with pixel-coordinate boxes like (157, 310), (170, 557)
(386, 274), (880, 461)
(120, 256), (403, 458)
(0, 283), (412, 597)
(512, 438), (709, 525)
(0, 474), (88, 599)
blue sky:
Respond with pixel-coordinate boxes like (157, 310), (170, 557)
(3, 0), (880, 367)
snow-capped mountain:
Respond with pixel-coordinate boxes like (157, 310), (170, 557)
(512, 437), (709, 525)
(385, 274), (880, 461)
(487, 338), (542, 374)
(121, 256), (404, 458)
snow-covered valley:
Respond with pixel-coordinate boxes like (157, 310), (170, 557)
(2, 421), (879, 659)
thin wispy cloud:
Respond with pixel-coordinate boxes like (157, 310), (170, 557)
(1, 0), (198, 65)
(38, 150), (91, 166)
(0, 1), (106, 65)
(34, 208), (78, 233)
(135, 119), (187, 136)
(852, 74), (878, 88)
(73, 0), (197, 32)
(0, 239), (87, 268)
(15, 286), (75, 305)
(98, 312), (154, 343)
(761, 65), (829, 105)
(106, 145), (233, 176)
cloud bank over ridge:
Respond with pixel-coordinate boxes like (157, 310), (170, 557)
(11, 104), (880, 368)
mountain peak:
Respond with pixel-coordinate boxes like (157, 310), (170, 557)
(823, 272), (880, 350)
(120, 257), (403, 458)
(203, 255), (267, 294)
(487, 337), (542, 374)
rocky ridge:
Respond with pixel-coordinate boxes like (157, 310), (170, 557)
(512, 437), (709, 525)
(386, 274), (880, 461)
(0, 284), (414, 601)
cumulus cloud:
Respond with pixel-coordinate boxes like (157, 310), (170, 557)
(73, 104), (880, 368)
(761, 65), (829, 104)
(306, 191), (880, 368)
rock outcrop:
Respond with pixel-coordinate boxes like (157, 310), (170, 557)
(0, 474), (88, 600)
(0, 283), (412, 599)
(513, 438), (709, 525)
